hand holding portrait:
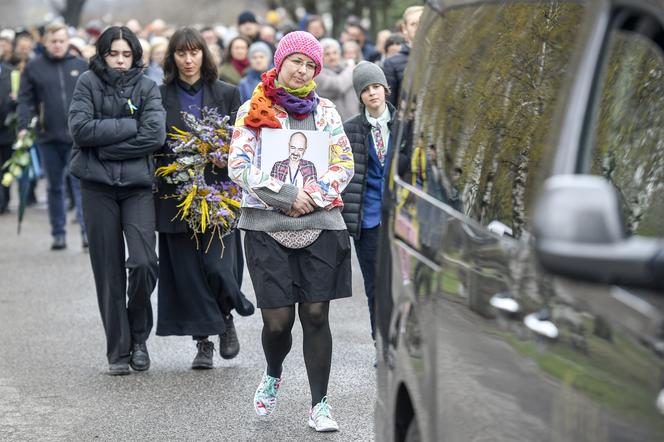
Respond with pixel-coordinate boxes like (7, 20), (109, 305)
(288, 188), (316, 217)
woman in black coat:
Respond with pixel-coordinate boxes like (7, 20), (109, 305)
(155, 27), (253, 370)
(68, 26), (166, 375)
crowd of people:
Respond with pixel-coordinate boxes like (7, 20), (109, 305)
(0, 5), (424, 433)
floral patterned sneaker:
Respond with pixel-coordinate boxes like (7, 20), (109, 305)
(254, 372), (283, 416)
(308, 396), (339, 432)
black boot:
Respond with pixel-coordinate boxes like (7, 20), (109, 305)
(108, 362), (130, 376)
(192, 338), (215, 369)
(219, 315), (240, 359)
(234, 292), (255, 317)
(130, 343), (150, 371)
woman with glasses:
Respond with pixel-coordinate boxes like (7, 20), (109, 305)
(229, 31), (354, 432)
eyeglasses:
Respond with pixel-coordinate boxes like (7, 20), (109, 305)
(287, 56), (317, 72)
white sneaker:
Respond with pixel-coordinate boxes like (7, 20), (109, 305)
(254, 372), (283, 416)
(308, 396), (339, 432)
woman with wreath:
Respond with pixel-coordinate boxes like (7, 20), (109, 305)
(155, 27), (254, 370)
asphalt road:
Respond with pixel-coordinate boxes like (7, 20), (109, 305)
(0, 196), (376, 441)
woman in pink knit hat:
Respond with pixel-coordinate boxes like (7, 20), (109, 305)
(229, 31), (354, 432)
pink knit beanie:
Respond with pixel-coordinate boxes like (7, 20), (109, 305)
(274, 31), (324, 77)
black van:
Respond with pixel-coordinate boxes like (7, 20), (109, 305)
(375, 0), (664, 441)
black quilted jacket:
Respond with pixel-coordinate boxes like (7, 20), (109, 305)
(341, 102), (397, 239)
(68, 58), (166, 188)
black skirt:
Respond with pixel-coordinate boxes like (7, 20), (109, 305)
(156, 229), (248, 336)
(244, 230), (352, 309)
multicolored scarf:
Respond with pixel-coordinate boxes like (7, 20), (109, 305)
(245, 68), (318, 129)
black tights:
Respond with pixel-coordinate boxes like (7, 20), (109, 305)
(261, 301), (332, 406)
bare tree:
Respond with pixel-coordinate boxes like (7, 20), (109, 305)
(49, 0), (88, 27)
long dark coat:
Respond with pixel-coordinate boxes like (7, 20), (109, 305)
(155, 79), (251, 337)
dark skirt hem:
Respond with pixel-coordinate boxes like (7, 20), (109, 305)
(245, 230), (353, 309)
(257, 292), (352, 309)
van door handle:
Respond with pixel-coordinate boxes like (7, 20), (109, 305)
(524, 309), (559, 339)
(487, 220), (514, 237)
(490, 292), (520, 314)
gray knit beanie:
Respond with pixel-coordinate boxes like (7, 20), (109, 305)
(248, 41), (273, 60)
(352, 61), (389, 98)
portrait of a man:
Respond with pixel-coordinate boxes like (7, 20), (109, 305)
(270, 131), (318, 187)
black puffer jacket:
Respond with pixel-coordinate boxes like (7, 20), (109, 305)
(69, 58), (166, 188)
(17, 52), (87, 144)
(0, 62), (16, 146)
(341, 102), (396, 239)
(382, 45), (410, 108)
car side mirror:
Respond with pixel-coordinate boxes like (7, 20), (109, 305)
(533, 175), (664, 289)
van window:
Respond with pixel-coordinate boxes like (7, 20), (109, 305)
(587, 28), (664, 238)
(397, 1), (586, 239)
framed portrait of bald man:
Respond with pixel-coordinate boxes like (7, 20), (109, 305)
(259, 128), (330, 188)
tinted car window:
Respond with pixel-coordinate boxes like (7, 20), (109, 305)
(588, 30), (664, 237)
(398, 1), (585, 238)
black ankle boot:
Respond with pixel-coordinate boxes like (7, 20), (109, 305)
(192, 338), (214, 369)
(235, 293), (255, 317)
(108, 362), (130, 376)
(130, 343), (150, 371)
(219, 315), (240, 359)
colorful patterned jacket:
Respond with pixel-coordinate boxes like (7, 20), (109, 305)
(229, 94), (354, 211)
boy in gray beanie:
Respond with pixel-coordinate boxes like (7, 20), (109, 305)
(352, 61), (390, 99)
(342, 60), (395, 347)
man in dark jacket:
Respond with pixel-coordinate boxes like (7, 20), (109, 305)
(382, 6), (423, 108)
(342, 61), (396, 342)
(237, 10), (260, 43)
(16, 22), (88, 250)
(346, 22), (379, 62)
(0, 61), (16, 213)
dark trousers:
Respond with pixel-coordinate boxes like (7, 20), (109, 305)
(354, 226), (379, 339)
(81, 182), (158, 365)
(38, 142), (84, 237)
(0, 144), (11, 211)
